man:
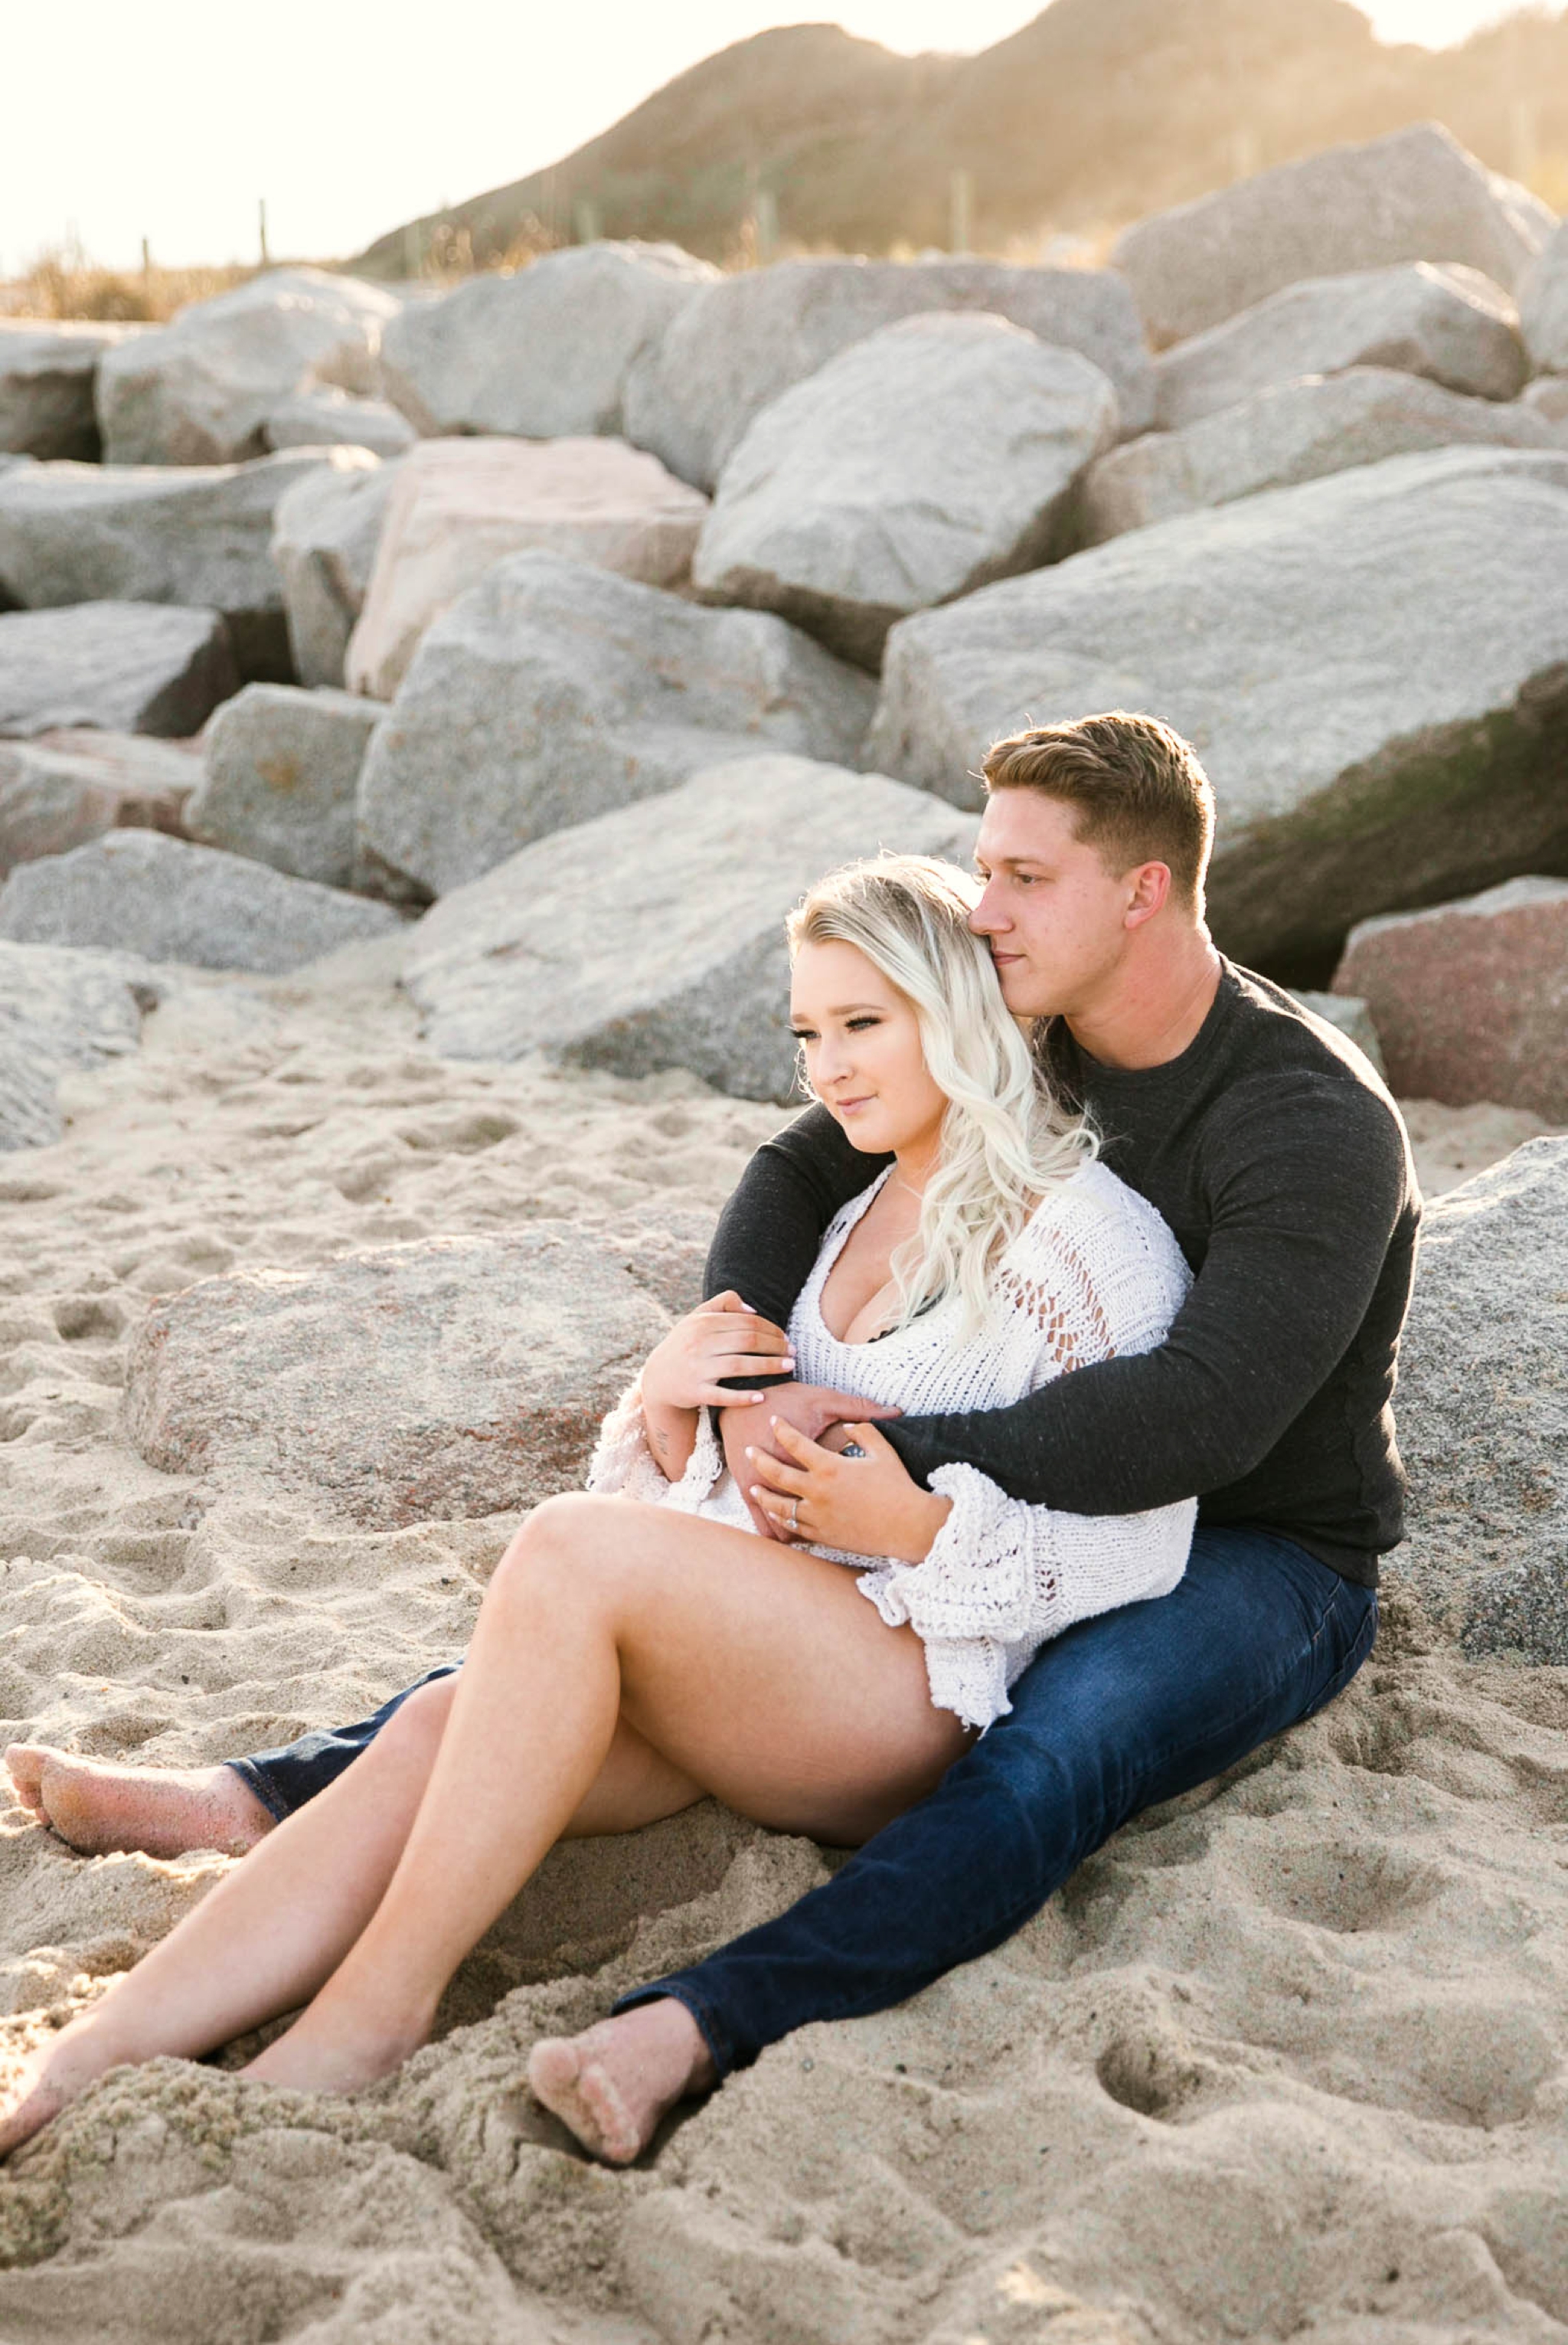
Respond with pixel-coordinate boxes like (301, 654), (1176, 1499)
(8, 713), (1413, 2167)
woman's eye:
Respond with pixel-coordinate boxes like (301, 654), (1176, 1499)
(847, 1016), (882, 1031)
(790, 1029), (815, 1043)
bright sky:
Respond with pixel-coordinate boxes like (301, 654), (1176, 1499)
(0, 0), (1538, 275)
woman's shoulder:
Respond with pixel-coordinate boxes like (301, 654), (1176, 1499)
(1016, 1158), (1191, 1307)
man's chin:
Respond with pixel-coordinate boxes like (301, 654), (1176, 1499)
(995, 966), (1058, 1020)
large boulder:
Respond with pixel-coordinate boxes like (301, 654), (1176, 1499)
(1520, 217), (1568, 375)
(269, 453), (393, 688)
(0, 829), (401, 972)
(357, 551), (874, 899)
(693, 313), (1117, 669)
(0, 730), (198, 877)
(1152, 263), (1525, 432)
(1393, 1137), (1568, 1663)
(345, 437), (708, 701)
(1113, 122), (1553, 347)
(0, 603), (237, 739)
(0, 447), (361, 682)
(622, 257), (1155, 491)
(96, 268), (402, 466)
(1332, 875), (1568, 1121)
(263, 385), (417, 458)
(0, 321), (145, 460)
(185, 683), (383, 888)
(121, 1220), (699, 1526)
(1522, 374), (1568, 427)
(1079, 367), (1557, 544)
(0, 938), (158, 1151)
(379, 240), (716, 440)
(405, 754), (978, 1097)
(865, 445), (1568, 976)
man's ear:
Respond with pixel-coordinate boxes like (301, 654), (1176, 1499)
(1124, 862), (1171, 928)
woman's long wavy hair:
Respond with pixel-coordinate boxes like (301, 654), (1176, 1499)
(788, 854), (1096, 1338)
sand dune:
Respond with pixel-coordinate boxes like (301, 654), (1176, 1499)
(0, 946), (1563, 2342)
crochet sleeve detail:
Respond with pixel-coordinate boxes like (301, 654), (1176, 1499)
(584, 1382), (725, 1513)
(858, 1464), (1196, 1732)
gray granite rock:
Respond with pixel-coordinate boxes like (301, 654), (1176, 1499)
(0, 829), (401, 971)
(865, 445), (1568, 976)
(269, 453), (394, 689)
(346, 436), (707, 701)
(0, 447), (356, 682)
(405, 754), (978, 1098)
(1153, 263), (1526, 432)
(0, 729), (198, 877)
(1521, 374), (1568, 427)
(694, 313), (1116, 669)
(1289, 990), (1386, 1079)
(1080, 367), (1556, 543)
(1333, 875), (1568, 1121)
(0, 603), (237, 739)
(380, 241), (716, 440)
(122, 1219), (692, 1526)
(1520, 217), (1568, 375)
(1113, 122), (1553, 346)
(0, 320), (145, 460)
(97, 268), (401, 466)
(185, 683), (383, 888)
(623, 257), (1154, 492)
(1393, 1137), (1568, 1663)
(358, 551), (875, 899)
(263, 385), (417, 458)
(0, 937), (160, 1150)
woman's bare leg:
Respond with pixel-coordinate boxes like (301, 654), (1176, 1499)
(245, 1493), (964, 2098)
(0, 1676), (701, 2157)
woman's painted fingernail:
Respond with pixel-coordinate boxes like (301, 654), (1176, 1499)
(744, 1447), (756, 1460)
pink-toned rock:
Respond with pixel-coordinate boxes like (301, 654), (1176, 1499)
(0, 728), (198, 877)
(1333, 875), (1568, 1120)
(345, 437), (708, 700)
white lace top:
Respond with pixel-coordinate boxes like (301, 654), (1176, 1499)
(586, 1158), (1197, 1732)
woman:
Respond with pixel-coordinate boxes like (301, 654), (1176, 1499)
(0, 855), (1194, 2162)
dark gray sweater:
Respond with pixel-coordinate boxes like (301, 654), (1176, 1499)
(706, 962), (1419, 1585)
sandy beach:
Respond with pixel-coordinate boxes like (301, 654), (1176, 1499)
(0, 943), (1558, 2341)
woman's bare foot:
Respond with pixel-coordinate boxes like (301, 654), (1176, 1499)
(527, 1998), (717, 2164)
(5, 1746), (273, 1860)
(240, 1977), (433, 2098)
(0, 2010), (139, 2160)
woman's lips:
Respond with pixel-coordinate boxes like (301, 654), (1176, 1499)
(835, 1096), (874, 1114)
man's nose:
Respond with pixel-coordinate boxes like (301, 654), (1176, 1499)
(969, 881), (1009, 935)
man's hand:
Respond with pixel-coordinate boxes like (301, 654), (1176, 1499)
(720, 1382), (901, 1539)
(746, 1418), (952, 1562)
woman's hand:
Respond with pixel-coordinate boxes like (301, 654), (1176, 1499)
(639, 1294), (794, 1483)
(641, 1292), (794, 1415)
(745, 1418), (952, 1563)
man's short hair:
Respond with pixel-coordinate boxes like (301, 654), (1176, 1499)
(982, 712), (1216, 904)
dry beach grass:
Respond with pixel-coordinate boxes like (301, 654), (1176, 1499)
(0, 942), (1561, 2341)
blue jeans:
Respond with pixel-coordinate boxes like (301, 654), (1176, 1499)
(230, 1526), (1376, 2072)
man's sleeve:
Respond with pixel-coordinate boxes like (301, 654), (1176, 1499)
(883, 1077), (1412, 1512)
(704, 1103), (888, 1335)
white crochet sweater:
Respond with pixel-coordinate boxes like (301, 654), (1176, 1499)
(586, 1158), (1197, 1732)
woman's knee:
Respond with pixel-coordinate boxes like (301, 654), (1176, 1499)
(489, 1493), (623, 1606)
(371, 1676), (456, 1766)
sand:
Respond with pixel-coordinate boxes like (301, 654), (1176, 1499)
(0, 944), (1563, 2343)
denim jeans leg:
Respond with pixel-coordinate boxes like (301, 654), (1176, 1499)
(227, 1662), (463, 1823)
(617, 1526), (1377, 2075)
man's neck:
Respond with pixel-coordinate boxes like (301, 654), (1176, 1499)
(1063, 927), (1223, 1071)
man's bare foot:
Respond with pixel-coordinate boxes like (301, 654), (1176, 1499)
(5, 1745), (274, 1860)
(527, 1998), (717, 2165)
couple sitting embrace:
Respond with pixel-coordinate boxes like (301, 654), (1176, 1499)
(4, 711), (1416, 2164)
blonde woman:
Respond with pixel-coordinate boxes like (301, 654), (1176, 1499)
(0, 856), (1194, 2160)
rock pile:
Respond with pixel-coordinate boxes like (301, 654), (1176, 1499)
(0, 121), (1561, 1094)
